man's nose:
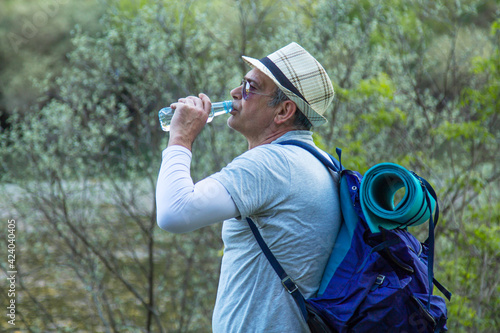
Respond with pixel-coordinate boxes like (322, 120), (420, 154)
(230, 84), (242, 100)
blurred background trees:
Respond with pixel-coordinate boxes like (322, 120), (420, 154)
(0, 0), (498, 332)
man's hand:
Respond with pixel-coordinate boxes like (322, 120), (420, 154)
(168, 93), (212, 151)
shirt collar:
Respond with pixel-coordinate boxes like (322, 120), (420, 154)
(271, 130), (314, 145)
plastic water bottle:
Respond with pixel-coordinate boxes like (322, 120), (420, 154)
(158, 100), (233, 132)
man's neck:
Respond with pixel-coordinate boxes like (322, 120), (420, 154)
(246, 128), (296, 150)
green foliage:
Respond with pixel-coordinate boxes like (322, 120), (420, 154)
(358, 73), (396, 100)
(434, 119), (493, 142)
(0, 0), (499, 331)
(0, 0), (105, 115)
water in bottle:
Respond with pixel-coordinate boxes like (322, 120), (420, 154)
(158, 100), (233, 132)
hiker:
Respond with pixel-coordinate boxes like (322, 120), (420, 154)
(156, 42), (341, 332)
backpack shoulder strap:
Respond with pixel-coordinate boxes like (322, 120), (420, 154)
(278, 139), (343, 173)
(245, 217), (309, 322)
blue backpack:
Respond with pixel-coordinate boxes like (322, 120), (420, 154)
(246, 140), (451, 332)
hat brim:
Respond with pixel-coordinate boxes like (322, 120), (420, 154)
(242, 56), (328, 127)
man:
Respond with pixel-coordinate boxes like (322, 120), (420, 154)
(156, 42), (341, 332)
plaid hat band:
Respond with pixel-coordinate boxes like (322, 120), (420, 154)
(242, 42), (334, 127)
(259, 56), (309, 106)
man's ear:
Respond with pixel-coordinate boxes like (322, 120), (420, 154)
(274, 100), (297, 125)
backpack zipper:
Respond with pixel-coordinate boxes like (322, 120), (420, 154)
(383, 230), (415, 273)
(384, 249), (415, 273)
(395, 228), (423, 258)
(411, 295), (437, 326)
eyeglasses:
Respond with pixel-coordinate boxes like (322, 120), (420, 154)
(241, 79), (273, 100)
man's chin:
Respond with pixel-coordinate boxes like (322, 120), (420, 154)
(227, 115), (237, 130)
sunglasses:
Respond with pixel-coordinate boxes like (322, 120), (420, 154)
(241, 79), (273, 100)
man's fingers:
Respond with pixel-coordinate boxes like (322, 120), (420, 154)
(199, 93), (212, 114)
(172, 95), (211, 115)
(184, 96), (202, 110)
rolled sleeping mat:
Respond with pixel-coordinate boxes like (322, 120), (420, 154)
(360, 163), (436, 233)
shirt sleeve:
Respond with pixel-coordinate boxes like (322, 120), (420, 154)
(209, 145), (291, 219)
(156, 145), (239, 233)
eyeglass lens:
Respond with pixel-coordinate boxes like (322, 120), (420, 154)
(241, 80), (250, 100)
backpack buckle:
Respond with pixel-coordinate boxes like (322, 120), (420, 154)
(281, 276), (299, 294)
(370, 274), (386, 291)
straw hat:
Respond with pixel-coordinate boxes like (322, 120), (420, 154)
(242, 42), (334, 127)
